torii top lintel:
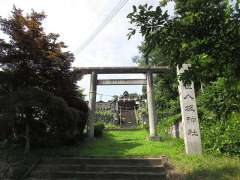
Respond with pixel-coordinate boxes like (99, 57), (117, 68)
(74, 66), (169, 74)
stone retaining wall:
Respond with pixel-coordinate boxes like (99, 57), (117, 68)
(169, 121), (183, 139)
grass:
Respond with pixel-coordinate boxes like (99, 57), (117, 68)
(4, 129), (239, 179)
(35, 129), (240, 180)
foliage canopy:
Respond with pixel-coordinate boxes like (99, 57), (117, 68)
(128, 0), (240, 155)
(0, 7), (88, 153)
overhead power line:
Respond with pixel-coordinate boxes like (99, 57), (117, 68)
(74, 0), (129, 55)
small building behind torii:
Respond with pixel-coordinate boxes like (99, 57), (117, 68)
(95, 91), (142, 127)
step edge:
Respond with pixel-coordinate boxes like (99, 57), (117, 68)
(37, 164), (165, 168)
(31, 171), (166, 175)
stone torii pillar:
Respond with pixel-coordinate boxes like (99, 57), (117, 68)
(88, 71), (97, 138)
(146, 71), (160, 141)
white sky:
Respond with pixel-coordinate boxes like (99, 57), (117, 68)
(0, 0), (174, 101)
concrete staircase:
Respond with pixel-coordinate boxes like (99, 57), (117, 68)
(121, 110), (137, 128)
(26, 157), (168, 180)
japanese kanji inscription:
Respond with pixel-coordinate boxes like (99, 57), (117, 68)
(177, 64), (202, 155)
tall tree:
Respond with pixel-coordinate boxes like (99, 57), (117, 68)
(128, 0), (240, 155)
(0, 7), (88, 152)
(128, 0), (240, 85)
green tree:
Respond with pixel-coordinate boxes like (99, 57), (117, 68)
(0, 7), (88, 153)
(128, 0), (240, 155)
(128, 0), (240, 85)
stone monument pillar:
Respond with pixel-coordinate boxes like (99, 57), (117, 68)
(177, 64), (202, 154)
(146, 71), (160, 141)
(88, 71), (97, 138)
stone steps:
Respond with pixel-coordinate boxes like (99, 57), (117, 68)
(41, 157), (165, 165)
(37, 164), (165, 172)
(29, 171), (166, 180)
(26, 157), (168, 180)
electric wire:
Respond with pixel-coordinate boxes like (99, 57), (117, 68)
(74, 0), (129, 55)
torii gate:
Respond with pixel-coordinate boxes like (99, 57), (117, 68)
(74, 65), (202, 155)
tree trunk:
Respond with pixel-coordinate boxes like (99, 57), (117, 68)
(24, 123), (30, 154)
(200, 81), (204, 93)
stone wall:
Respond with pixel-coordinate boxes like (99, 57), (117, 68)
(96, 101), (112, 111)
(169, 120), (183, 139)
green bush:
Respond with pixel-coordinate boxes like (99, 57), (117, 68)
(94, 123), (105, 137)
(104, 123), (119, 129)
(0, 88), (88, 149)
(143, 123), (149, 131)
(197, 78), (240, 155)
(200, 112), (240, 156)
(157, 114), (181, 136)
(155, 77), (240, 156)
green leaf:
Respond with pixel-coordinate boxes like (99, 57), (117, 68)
(133, 5), (137, 12)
